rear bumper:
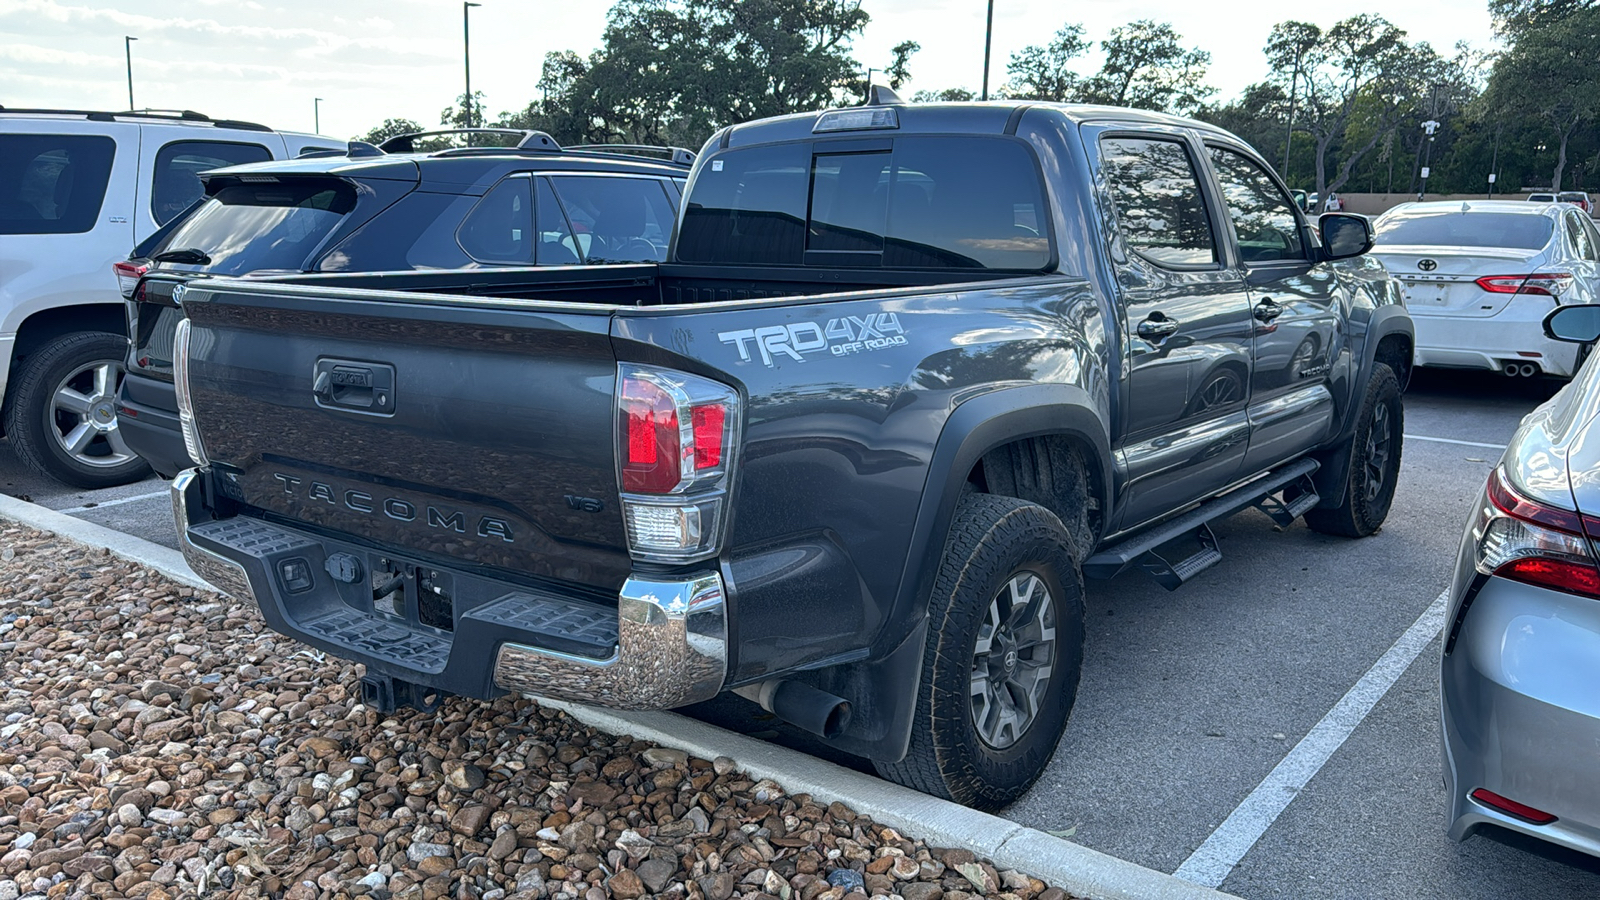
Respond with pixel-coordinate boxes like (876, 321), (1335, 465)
(1441, 575), (1600, 859)
(172, 469), (727, 709)
(115, 390), (190, 479)
(1412, 303), (1582, 377)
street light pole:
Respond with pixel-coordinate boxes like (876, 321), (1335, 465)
(124, 36), (138, 111)
(980, 0), (994, 101)
(463, 2), (481, 131)
(1281, 56), (1300, 182)
(1418, 83), (1441, 202)
(314, 98), (323, 134)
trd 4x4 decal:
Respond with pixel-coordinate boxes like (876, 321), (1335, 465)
(719, 313), (906, 366)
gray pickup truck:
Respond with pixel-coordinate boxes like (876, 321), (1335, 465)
(167, 94), (1412, 810)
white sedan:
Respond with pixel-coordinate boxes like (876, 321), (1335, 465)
(1370, 200), (1600, 378)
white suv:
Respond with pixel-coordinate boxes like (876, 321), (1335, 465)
(0, 108), (339, 486)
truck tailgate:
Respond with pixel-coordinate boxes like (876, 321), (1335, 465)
(180, 281), (631, 591)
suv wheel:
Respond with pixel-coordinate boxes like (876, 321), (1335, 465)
(6, 332), (151, 489)
(1305, 362), (1402, 537)
(875, 493), (1085, 810)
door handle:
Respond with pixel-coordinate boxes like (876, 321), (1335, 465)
(1253, 298), (1284, 323)
(1137, 315), (1180, 340)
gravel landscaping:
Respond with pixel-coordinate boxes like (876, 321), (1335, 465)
(0, 525), (1079, 900)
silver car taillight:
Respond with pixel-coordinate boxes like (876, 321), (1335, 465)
(615, 363), (740, 563)
(172, 317), (210, 467)
(1472, 466), (1600, 597)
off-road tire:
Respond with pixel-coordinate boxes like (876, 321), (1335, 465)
(6, 332), (151, 489)
(1305, 362), (1402, 537)
(874, 493), (1086, 810)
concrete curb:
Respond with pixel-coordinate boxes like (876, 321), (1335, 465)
(0, 494), (1240, 900)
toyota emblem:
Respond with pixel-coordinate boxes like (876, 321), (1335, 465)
(1417, 259), (1438, 271)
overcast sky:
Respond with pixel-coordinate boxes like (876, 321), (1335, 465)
(2, 0), (1498, 141)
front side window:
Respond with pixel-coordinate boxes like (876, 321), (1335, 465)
(550, 176), (675, 263)
(1207, 146), (1305, 263)
(0, 134), (116, 235)
(1099, 136), (1217, 267)
(457, 176), (534, 264)
(150, 140), (271, 226)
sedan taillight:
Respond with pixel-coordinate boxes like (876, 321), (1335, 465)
(1474, 273), (1574, 298)
(1473, 467), (1600, 598)
(616, 364), (740, 563)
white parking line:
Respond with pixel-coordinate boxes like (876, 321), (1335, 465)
(1404, 434), (1507, 450)
(1172, 588), (1451, 889)
(57, 489), (169, 515)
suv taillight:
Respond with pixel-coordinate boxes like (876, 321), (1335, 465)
(616, 364), (739, 563)
(1473, 466), (1600, 597)
(172, 318), (210, 467)
(1474, 273), (1573, 298)
(113, 261), (147, 300)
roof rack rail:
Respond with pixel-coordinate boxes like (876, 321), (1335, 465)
(377, 128), (542, 153)
(565, 144), (696, 166)
(0, 106), (272, 131)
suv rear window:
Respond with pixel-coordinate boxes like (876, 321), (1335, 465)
(678, 137), (1051, 269)
(151, 140), (272, 226)
(1374, 211), (1554, 251)
(154, 179), (356, 274)
(0, 134), (116, 235)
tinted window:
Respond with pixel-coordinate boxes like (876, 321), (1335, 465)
(1208, 146), (1304, 262)
(678, 137), (1050, 269)
(678, 143), (809, 264)
(1558, 192), (1588, 203)
(1099, 137), (1217, 267)
(810, 151), (890, 252)
(536, 178), (580, 265)
(1374, 212), (1554, 251)
(457, 176), (534, 264)
(1567, 213), (1597, 261)
(319, 191), (457, 271)
(550, 176), (675, 263)
(155, 179), (355, 274)
(151, 140), (271, 226)
(0, 134), (115, 235)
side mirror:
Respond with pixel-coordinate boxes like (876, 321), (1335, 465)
(1319, 213), (1373, 260)
(1543, 304), (1600, 343)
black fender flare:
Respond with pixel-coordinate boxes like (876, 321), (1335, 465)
(1312, 305), (1413, 505)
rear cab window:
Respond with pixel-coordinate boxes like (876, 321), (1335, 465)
(150, 140), (272, 226)
(0, 134), (116, 235)
(677, 136), (1052, 270)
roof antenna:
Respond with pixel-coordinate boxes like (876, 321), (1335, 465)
(867, 84), (905, 106)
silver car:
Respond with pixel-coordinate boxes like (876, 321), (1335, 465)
(1442, 302), (1600, 858)
(1371, 200), (1600, 379)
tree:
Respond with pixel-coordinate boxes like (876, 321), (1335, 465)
(912, 87), (976, 103)
(1483, 6), (1600, 190)
(1080, 20), (1214, 114)
(1489, 0), (1597, 36)
(1004, 22), (1089, 102)
(886, 40), (919, 89)
(1264, 21), (1320, 180)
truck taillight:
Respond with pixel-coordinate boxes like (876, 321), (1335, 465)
(617, 364), (739, 562)
(1473, 467), (1600, 598)
(112, 261), (147, 299)
(172, 318), (210, 467)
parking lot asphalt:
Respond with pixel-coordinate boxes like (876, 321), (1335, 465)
(5, 368), (1599, 898)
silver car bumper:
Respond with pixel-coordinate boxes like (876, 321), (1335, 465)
(1442, 574), (1600, 858)
(172, 468), (727, 710)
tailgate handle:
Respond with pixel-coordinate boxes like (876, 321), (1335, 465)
(313, 359), (395, 415)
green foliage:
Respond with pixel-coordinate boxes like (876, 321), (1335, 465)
(887, 40), (920, 90)
(911, 87), (977, 103)
(1080, 20), (1214, 114)
(354, 118), (425, 145)
(1004, 22), (1089, 102)
(1483, 6), (1600, 190)
(1489, 0), (1597, 36)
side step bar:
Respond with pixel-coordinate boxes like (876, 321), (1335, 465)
(1084, 458), (1320, 589)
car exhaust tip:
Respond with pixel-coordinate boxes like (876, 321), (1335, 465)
(735, 680), (853, 739)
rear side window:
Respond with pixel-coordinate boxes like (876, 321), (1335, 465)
(154, 179), (356, 275)
(1373, 212), (1554, 251)
(457, 176), (534, 264)
(0, 134), (116, 235)
(551, 176), (677, 263)
(677, 137), (1051, 269)
(1098, 137), (1217, 267)
(150, 140), (272, 226)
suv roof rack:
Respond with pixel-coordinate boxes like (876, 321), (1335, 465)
(0, 105), (273, 132)
(376, 128), (552, 153)
(565, 144), (696, 166)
